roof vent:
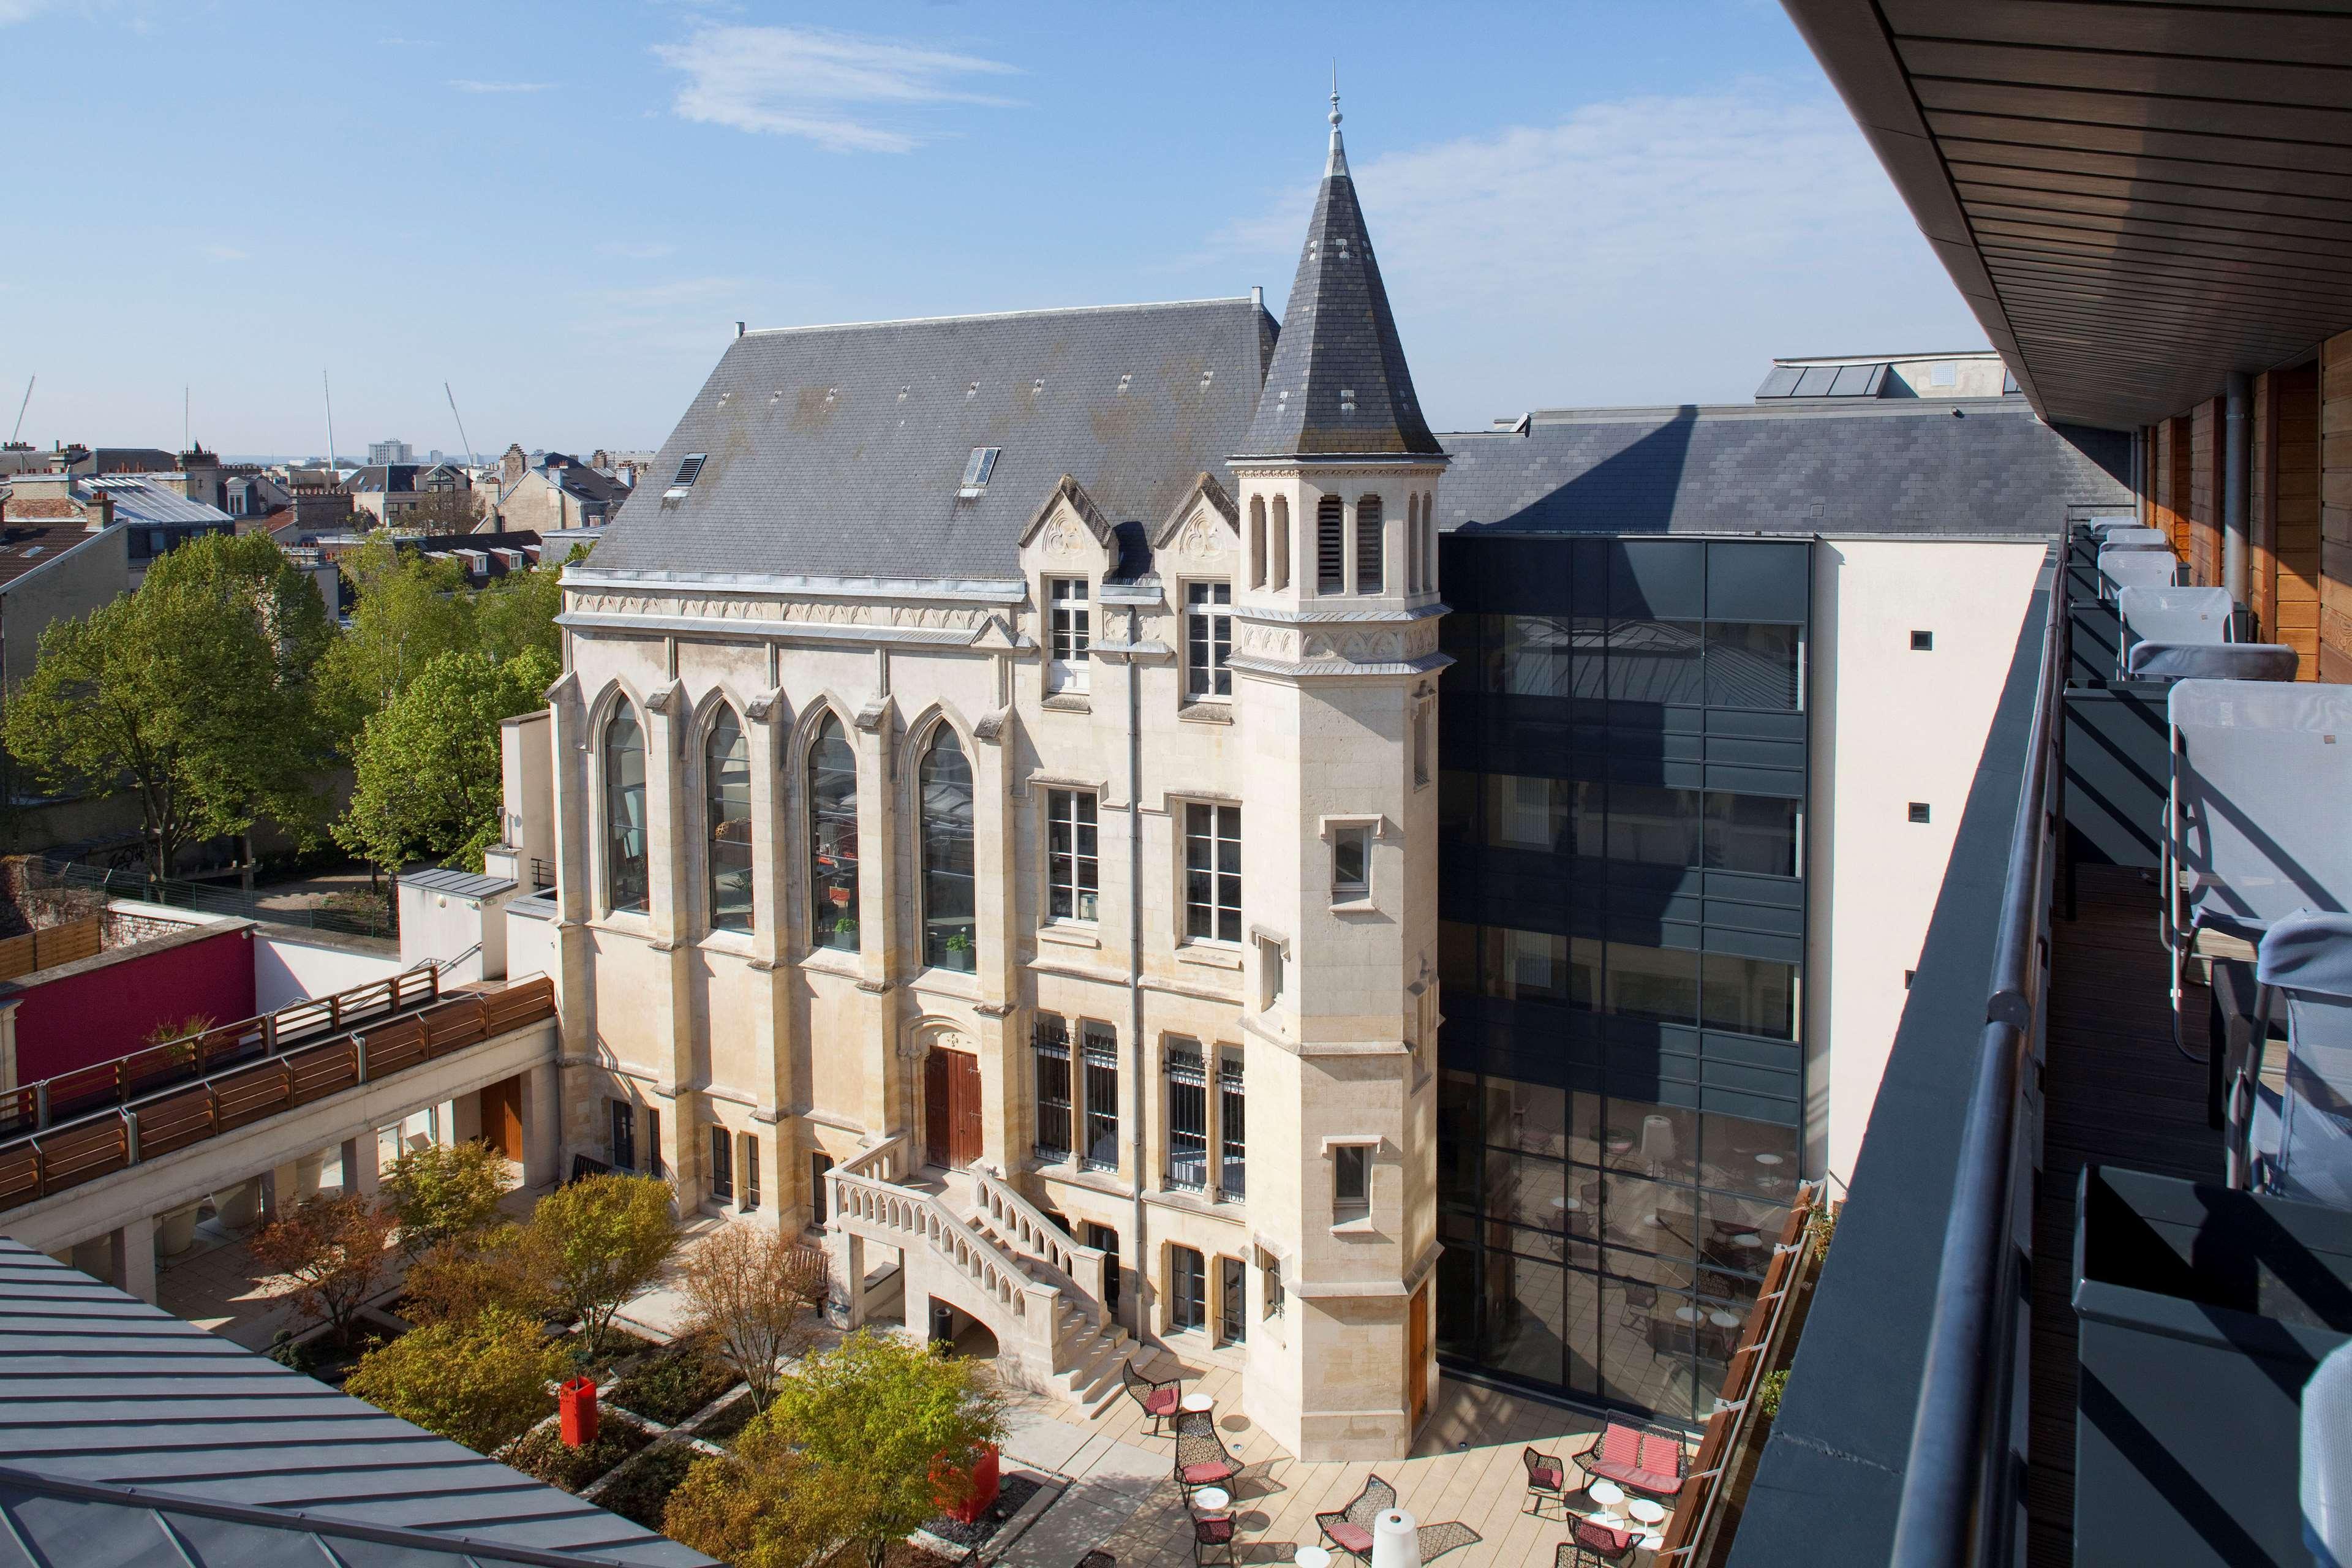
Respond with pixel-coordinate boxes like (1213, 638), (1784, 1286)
(662, 453), (707, 501)
(957, 447), (1001, 499)
(966, 382), (979, 400)
(1117, 374), (1133, 395)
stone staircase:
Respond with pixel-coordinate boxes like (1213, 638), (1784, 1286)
(825, 1141), (1131, 1415)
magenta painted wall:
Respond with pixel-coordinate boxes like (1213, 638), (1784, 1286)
(13, 926), (256, 1082)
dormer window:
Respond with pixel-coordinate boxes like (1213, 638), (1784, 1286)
(958, 447), (1001, 499)
(662, 453), (706, 501)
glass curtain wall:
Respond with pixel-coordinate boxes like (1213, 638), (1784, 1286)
(1433, 537), (1810, 1427)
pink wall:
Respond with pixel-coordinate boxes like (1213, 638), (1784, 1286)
(12, 925), (257, 1083)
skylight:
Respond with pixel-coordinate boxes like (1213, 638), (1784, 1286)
(662, 453), (707, 501)
(958, 447), (1001, 499)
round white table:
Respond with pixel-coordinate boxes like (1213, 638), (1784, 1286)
(1550, 1195), (1583, 1212)
(1753, 1152), (1785, 1167)
(1673, 1305), (1702, 1324)
(1732, 1232), (1762, 1248)
(1180, 1392), (1215, 1414)
(1587, 1478), (1626, 1517)
(1709, 1310), (1741, 1329)
(1294, 1550), (1332, 1568)
(1193, 1487), (1231, 1512)
(1629, 1499), (1667, 1530)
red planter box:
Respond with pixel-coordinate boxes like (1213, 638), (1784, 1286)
(559, 1376), (598, 1448)
(932, 1444), (1000, 1524)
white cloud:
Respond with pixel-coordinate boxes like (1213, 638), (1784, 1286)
(0, 0), (56, 21)
(202, 244), (250, 262)
(652, 24), (1017, 153)
(1216, 83), (1981, 419)
(597, 241), (679, 260)
(450, 78), (556, 94)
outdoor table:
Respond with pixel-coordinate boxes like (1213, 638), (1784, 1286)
(1180, 1392), (1215, 1414)
(1708, 1310), (1741, 1329)
(1295, 1550), (1332, 1568)
(1753, 1153), (1784, 1167)
(1732, 1232), (1762, 1248)
(1673, 1305), (1702, 1324)
(1629, 1499), (1666, 1531)
(1193, 1487), (1231, 1512)
(1586, 1477), (1626, 1525)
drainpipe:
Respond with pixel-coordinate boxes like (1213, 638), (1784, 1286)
(1124, 606), (1149, 1336)
(2224, 371), (2252, 628)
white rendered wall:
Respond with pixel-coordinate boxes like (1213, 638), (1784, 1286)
(1809, 539), (2047, 1187)
(253, 933), (401, 1012)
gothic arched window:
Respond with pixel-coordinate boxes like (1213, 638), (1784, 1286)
(808, 715), (859, 951)
(705, 707), (752, 932)
(603, 703), (648, 914)
(919, 726), (977, 971)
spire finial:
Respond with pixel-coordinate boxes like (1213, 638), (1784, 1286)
(1325, 65), (1348, 175)
(1330, 63), (1341, 127)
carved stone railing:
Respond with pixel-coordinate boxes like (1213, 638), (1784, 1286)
(967, 1161), (1109, 1324)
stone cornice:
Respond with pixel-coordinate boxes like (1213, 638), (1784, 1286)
(1234, 600), (1450, 628)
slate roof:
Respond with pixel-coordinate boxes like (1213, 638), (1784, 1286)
(589, 296), (1277, 584)
(1436, 402), (2132, 538)
(1237, 111), (1442, 460)
(0, 1242), (710, 1566)
(347, 464), (469, 496)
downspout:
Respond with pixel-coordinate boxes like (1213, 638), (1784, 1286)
(2223, 372), (2252, 631)
(1125, 606), (1149, 1335)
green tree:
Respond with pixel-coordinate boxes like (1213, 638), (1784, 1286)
(758, 1330), (1006, 1568)
(382, 1140), (512, 1258)
(402, 1223), (554, 1327)
(2, 532), (333, 876)
(473, 561), (564, 668)
(516, 1172), (681, 1356)
(333, 644), (556, 873)
(317, 535), (474, 744)
(344, 1305), (568, 1454)
(666, 1421), (864, 1568)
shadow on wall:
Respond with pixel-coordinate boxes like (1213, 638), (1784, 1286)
(1460, 407), (1703, 537)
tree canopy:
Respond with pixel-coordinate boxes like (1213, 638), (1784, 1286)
(1, 531), (333, 875)
(344, 1305), (567, 1455)
(515, 1172), (681, 1356)
(334, 644), (556, 872)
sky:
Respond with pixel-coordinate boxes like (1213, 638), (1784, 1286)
(0, 0), (1986, 461)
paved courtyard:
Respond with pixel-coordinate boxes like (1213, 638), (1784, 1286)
(990, 1346), (1675, 1568)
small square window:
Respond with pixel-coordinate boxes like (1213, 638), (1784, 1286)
(1908, 802), (1931, 824)
(1331, 825), (1370, 902)
(1911, 630), (1934, 651)
(1333, 1144), (1369, 1213)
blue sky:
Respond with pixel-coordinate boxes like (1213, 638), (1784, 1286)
(0, 1), (1985, 459)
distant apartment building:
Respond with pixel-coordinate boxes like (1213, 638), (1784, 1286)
(367, 438), (415, 466)
(0, 472), (234, 588)
(487, 447), (627, 530)
(342, 461), (477, 527)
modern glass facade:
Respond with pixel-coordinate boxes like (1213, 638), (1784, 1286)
(1433, 535), (1811, 1427)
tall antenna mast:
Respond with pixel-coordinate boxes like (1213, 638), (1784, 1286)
(445, 382), (478, 473)
(183, 385), (189, 453)
(322, 369), (338, 475)
(9, 377), (31, 444)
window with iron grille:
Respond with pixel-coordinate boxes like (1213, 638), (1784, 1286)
(1185, 581), (1232, 699)
(1263, 1256), (1284, 1320)
(1219, 1255), (1247, 1344)
(1219, 1051), (1246, 1197)
(1033, 1014), (1072, 1161)
(1082, 1022), (1119, 1172)
(1183, 802), (1241, 943)
(742, 1134), (760, 1210)
(1166, 1042), (1207, 1190)
(1047, 790), (1099, 922)
(1170, 1245), (1207, 1332)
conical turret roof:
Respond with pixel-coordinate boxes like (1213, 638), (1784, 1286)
(1237, 94), (1443, 460)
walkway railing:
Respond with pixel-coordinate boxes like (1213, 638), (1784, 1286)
(0, 968), (445, 1139)
(1886, 549), (2068, 1568)
(966, 1161), (1110, 1323)
(31, 858), (394, 939)
(0, 976), (556, 1216)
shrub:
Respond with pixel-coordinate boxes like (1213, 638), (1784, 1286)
(383, 1140), (511, 1258)
(507, 1414), (654, 1494)
(250, 1193), (398, 1348)
(401, 1224), (553, 1327)
(344, 1305), (568, 1455)
(518, 1174), (682, 1357)
(610, 1339), (736, 1427)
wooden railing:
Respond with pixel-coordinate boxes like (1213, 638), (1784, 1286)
(0, 967), (445, 1140)
(966, 1160), (1110, 1324)
(0, 975), (555, 1217)
(1654, 1182), (1829, 1568)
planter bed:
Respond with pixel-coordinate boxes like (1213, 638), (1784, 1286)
(507, 1415), (654, 1494)
(693, 1392), (761, 1446)
(593, 1441), (699, 1530)
(570, 1327), (660, 1381)
(609, 1342), (737, 1427)
(923, 1471), (1042, 1549)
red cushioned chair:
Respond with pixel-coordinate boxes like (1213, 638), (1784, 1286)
(1576, 1420), (1686, 1499)
(1316, 1474), (1397, 1564)
(1523, 1446), (1569, 1518)
(1172, 1411), (1240, 1501)
(1558, 1516), (1637, 1567)
(1122, 1357), (1182, 1438)
(1191, 1502), (1238, 1567)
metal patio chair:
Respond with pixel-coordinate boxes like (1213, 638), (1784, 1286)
(1558, 1518), (1637, 1566)
(1171, 1411), (1240, 1500)
(1523, 1444), (1569, 1517)
(2251, 910), (2352, 1205)
(1315, 1473), (1396, 1564)
(1121, 1357), (1182, 1437)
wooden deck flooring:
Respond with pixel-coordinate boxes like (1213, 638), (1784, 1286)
(2023, 863), (2222, 1568)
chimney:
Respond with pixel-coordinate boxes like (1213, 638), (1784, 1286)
(1251, 285), (1264, 311)
(83, 489), (113, 533)
(736, 320), (746, 338)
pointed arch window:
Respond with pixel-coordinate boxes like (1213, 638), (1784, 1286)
(1316, 495), (1345, 594)
(808, 715), (860, 952)
(920, 726), (978, 971)
(1355, 494), (1384, 595)
(1248, 496), (1267, 590)
(602, 703), (648, 915)
(705, 707), (752, 932)
(1271, 497), (1292, 592)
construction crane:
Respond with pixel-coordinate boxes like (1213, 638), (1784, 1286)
(9, 376), (31, 443)
(445, 382), (478, 473)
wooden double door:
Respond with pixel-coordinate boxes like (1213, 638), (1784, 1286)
(924, 1047), (984, 1169)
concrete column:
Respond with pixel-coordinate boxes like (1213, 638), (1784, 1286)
(340, 1131), (380, 1199)
(2225, 370), (2253, 620)
(545, 675), (596, 1064)
(112, 1214), (157, 1305)
(212, 1177), (260, 1229)
(521, 1060), (562, 1189)
(70, 1235), (113, 1284)
(449, 1093), (483, 1145)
